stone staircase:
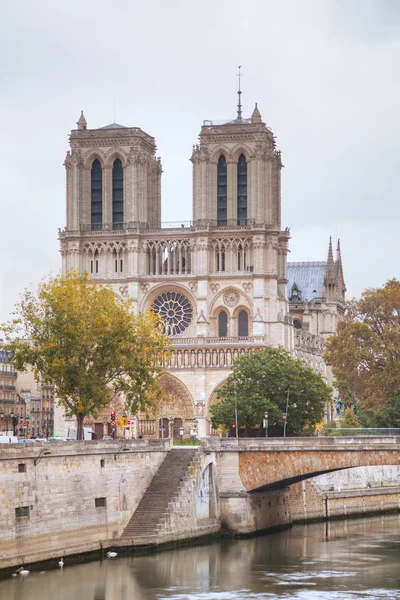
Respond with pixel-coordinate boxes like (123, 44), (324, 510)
(121, 448), (200, 542)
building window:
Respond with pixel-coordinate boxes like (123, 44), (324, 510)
(237, 244), (247, 271)
(217, 155), (227, 226)
(293, 319), (302, 329)
(95, 497), (106, 508)
(237, 154), (247, 225)
(152, 291), (193, 337)
(100, 459), (105, 468)
(238, 310), (249, 337)
(91, 159), (102, 231)
(218, 311), (228, 337)
(15, 506), (29, 519)
(18, 464), (26, 473)
(112, 159), (124, 230)
(216, 246), (225, 272)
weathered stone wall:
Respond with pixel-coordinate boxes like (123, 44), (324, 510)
(0, 439), (170, 569)
(288, 466), (400, 523)
(146, 452), (220, 543)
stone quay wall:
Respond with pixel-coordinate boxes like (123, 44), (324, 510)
(0, 439), (170, 570)
(1, 439), (400, 571)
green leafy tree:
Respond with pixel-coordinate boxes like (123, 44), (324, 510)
(210, 347), (330, 436)
(2, 272), (170, 440)
(339, 408), (362, 429)
(324, 278), (400, 411)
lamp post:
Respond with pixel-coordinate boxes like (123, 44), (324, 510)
(282, 413), (287, 437)
(234, 382), (239, 439)
(169, 417), (175, 441)
(26, 416), (30, 438)
(10, 410), (15, 436)
(0, 410), (4, 434)
(263, 411), (269, 437)
(122, 413), (127, 439)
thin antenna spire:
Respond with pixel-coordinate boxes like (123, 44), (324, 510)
(113, 100), (116, 124)
(237, 65), (242, 120)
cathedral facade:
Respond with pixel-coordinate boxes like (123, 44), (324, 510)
(59, 102), (345, 437)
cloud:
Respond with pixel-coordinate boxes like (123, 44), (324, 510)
(0, 0), (399, 320)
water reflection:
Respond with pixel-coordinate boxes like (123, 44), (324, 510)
(1, 514), (399, 600)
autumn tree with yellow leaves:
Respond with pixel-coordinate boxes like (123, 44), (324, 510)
(324, 278), (400, 415)
(2, 272), (170, 440)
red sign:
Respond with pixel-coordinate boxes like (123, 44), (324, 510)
(22, 422), (27, 427)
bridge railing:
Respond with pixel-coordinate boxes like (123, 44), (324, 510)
(325, 428), (400, 436)
(201, 436), (400, 451)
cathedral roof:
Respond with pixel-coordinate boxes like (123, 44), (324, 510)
(287, 262), (327, 301)
(99, 123), (127, 129)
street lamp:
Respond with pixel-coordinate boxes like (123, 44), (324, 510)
(169, 417), (175, 441)
(263, 411), (269, 437)
(122, 413), (127, 439)
(0, 410), (4, 433)
(282, 413), (287, 437)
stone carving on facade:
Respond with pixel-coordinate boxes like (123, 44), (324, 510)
(196, 401), (205, 417)
(196, 309), (209, 323)
(253, 308), (263, 322)
(65, 149), (83, 169)
(210, 283), (220, 294)
(242, 282), (253, 293)
(188, 281), (197, 292)
(119, 285), (128, 297)
(140, 283), (150, 293)
(190, 144), (209, 164)
(104, 146), (127, 167)
(223, 289), (240, 307)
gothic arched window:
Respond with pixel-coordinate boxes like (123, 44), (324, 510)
(238, 310), (249, 337)
(91, 159), (102, 231)
(217, 155), (227, 226)
(216, 245), (225, 272)
(112, 158), (124, 230)
(237, 154), (247, 225)
(293, 318), (302, 330)
(218, 311), (228, 337)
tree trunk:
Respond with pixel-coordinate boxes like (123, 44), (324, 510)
(76, 413), (84, 441)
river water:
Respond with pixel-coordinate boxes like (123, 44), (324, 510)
(1, 515), (400, 600)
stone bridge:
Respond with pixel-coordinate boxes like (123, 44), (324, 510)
(202, 437), (400, 533)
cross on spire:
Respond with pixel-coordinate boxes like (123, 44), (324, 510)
(237, 65), (243, 120)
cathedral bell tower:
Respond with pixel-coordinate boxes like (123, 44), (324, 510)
(62, 113), (162, 273)
(191, 102), (282, 229)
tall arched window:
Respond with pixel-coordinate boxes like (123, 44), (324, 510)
(237, 154), (247, 225)
(112, 158), (124, 230)
(218, 311), (228, 337)
(238, 310), (249, 337)
(91, 159), (102, 230)
(217, 155), (227, 226)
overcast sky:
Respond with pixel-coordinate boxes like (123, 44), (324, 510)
(1, 0), (399, 322)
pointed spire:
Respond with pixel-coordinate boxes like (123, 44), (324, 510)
(76, 110), (87, 131)
(237, 65), (243, 120)
(325, 236), (336, 288)
(251, 103), (262, 124)
(336, 238), (342, 263)
(327, 236), (334, 264)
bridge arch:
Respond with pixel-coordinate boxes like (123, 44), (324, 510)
(239, 445), (400, 492)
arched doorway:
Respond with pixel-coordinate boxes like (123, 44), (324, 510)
(137, 374), (196, 439)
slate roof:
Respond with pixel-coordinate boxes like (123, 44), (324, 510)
(287, 261), (327, 301)
(100, 123), (127, 130)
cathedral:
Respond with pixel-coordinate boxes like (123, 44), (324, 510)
(59, 96), (345, 438)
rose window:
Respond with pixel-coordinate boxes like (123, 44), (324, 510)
(152, 291), (193, 337)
